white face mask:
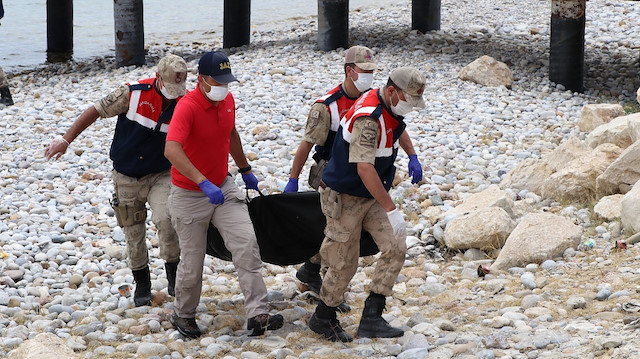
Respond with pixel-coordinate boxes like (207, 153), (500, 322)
(159, 85), (178, 100)
(390, 90), (414, 116)
(203, 78), (229, 101)
(352, 72), (373, 92)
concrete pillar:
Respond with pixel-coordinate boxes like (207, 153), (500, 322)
(412, 0), (441, 33)
(114, 0), (145, 68)
(223, 0), (251, 48)
(550, 0), (586, 93)
(46, 0), (73, 62)
(317, 0), (349, 51)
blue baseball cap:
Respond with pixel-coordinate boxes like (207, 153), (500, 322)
(198, 51), (238, 84)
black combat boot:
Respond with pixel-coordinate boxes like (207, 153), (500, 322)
(356, 292), (404, 338)
(297, 260), (351, 312)
(164, 260), (179, 296)
(0, 87), (13, 106)
(309, 300), (353, 342)
(247, 313), (284, 336)
(296, 260), (322, 294)
(132, 266), (152, 307)
(171, 312), (202, 338)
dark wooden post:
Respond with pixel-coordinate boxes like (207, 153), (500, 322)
(317, 0), (349, 51)
(223, 0), (251, 48)
(412, 0), (441, 32)
(46, 0), (73, 62)
(549, 0), (585, 92)
(114, 0), (145, 67)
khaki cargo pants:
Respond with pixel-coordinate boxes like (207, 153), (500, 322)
(318, 187), (407, 307)
(112, 170), (180, 270)
(169, 177), (269, 319)
(0, 66), (7, 88)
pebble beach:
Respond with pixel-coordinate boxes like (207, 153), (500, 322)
(1, 0), (640, 358)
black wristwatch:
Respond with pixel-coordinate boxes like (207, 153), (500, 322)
(238, 165), (252, 174)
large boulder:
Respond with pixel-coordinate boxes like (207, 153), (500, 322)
(500, 136), (590, 195)
(444, 207), (516, 250)
(596, 140), (640, 197)
(458, 55), (513, 88)
(621, 183), (640, 233)
(441, 185), (515, 219)
(585, 113), (640, 150)
(542, 136), (591, 172)
(499, 158), (553, 195)
(8, 333), (80, 359)
(577, 103), (625, 132)
(540, 143), (621, 202)
(594, 194), (624, 220)
(490, 213), (582, 271)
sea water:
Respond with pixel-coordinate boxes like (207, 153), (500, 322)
(0, 0), (396, 73)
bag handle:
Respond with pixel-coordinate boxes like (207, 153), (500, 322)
(245, 188), (264, 204)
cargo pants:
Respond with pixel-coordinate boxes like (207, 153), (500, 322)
(318, 186), (407, 307)
(112, 170), (180, 270)
(0, 66), (7, 88)
(169, 176), (269, 319)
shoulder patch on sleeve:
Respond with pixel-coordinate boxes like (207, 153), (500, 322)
(359, 120), (378, 149)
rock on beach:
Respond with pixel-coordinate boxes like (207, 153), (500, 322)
(2, 0), (640, 358)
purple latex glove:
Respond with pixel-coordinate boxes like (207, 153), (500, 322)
(283, 178), (298, 193)
(242, 172), (259, 191)
(198, 179), (224, 204)
(408, 154), (423, 184)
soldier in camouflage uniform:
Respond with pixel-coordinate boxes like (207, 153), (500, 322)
(0, 0), (14, 107)
(44, 54), (187, 307)
(284, 47), (422, 311)
(308, 67), (426, 342)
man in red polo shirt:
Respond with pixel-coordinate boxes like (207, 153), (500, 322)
(164, 51), (283, 338)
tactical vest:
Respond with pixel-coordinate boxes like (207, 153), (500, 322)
(322, 89), (406, 198)
(109, 78), (177, 178)
(312, 84), (360, 162)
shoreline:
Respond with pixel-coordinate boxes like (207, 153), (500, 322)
(1, 0), (640, 358)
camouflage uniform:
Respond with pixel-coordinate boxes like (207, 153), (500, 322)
(318, 118), (407, 307)
(0, 66), (8, 88)
(302, 103), (330, 266)
(95, 85), (180, 270)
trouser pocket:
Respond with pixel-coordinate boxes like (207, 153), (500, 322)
(320, 187), (342, 219)
(111, 192), (147, 227)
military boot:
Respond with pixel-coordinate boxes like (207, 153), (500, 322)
(164, 260), (179, 296)
(309, 300), (353, 342)
(356, 292), (404, 338)
(296, 260), (322, 294)
(132, 266), (152, 307)
(0, 87), (13, 106)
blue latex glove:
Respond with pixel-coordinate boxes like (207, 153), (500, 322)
(199, 179), (224, 204)
(408, 154), (423, 184)
(283, 178), (298, 193)
(242, 172), (259, 191)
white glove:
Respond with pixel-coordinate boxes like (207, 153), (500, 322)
(45, 135), (70, 160)
(386, 209), (406, 240)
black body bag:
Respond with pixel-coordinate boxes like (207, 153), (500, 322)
(206, 191), (380, 265)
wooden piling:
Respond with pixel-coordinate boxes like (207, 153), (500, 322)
(46, 0), (73, 62)
(412, 0), (441, 33)
(317, 0), (349, 51)
(223, 0), (251, 48)
(114, 0), (145, 68)
(550, 0), (585, 93)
